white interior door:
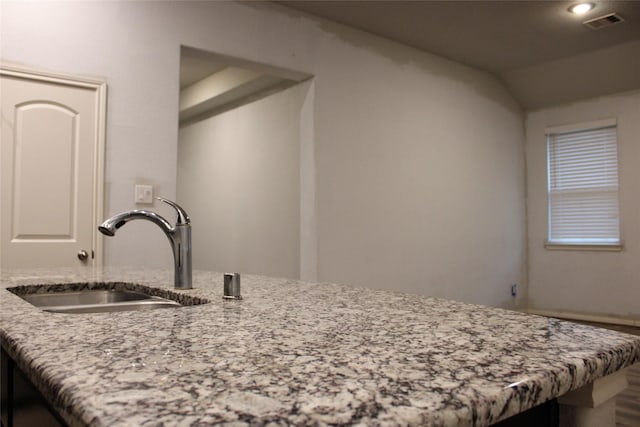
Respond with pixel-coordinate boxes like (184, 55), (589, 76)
(0, 66), (105, 270)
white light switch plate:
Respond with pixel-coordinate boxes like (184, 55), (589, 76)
(134, 184), (153, 204)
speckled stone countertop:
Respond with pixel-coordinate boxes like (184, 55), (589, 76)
(1, 268), (639, 427)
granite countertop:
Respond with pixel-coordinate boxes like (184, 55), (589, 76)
(1, 268), (639, 427)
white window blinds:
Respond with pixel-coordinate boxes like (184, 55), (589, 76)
(547, 122), (620, 245)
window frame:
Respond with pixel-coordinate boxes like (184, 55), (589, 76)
(544, 118), (622, 252)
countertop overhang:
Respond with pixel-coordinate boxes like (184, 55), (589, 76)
(1, 268), (639, 426)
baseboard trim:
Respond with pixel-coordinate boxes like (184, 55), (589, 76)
(525, 308), (640, 328)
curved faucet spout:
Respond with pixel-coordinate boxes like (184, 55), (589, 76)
(98, 210), (173, 237)
(98, 198), (192, 289)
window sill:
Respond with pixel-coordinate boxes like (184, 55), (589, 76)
(544, 242), (623, 252)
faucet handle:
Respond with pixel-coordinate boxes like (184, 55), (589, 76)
(156, 197), (190, 225)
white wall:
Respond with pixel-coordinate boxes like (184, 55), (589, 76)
(1, 1), (526, 307)
(178, 83), (308, 279)
(526, 90), (640, 318)
(312, 34), (526, 307)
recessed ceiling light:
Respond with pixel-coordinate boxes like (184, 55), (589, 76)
(569, 3), (595, 15)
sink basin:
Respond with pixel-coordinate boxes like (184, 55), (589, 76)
(8, 283), (209, 314)
(19, 289), (181, 313)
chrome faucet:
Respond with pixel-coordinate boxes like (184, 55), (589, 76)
(98, 197), (192, 289)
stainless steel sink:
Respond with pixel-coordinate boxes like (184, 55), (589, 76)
(9, 284), (208, 314)
(19, 289), (181, 313)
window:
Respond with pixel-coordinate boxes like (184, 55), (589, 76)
(546, 119), (621, 249)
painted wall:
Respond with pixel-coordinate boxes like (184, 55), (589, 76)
(526, 90), (640, 318)
(177, 82), (308, 279)
(1, 1), (526, 307)
(312, 34), (526, 307)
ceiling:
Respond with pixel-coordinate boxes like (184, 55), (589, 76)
(180, 1), (640, 111)
(180, 54), (228, 90)
(179, 46), (311, 124)
(277, 0), (640, 74)
(276, 0), (640, 109)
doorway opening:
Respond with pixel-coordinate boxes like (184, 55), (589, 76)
(176, 46), (316, 280)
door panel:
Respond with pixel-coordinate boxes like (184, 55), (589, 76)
(14, 101), (77, 239)
(1, 69), (104, 269)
